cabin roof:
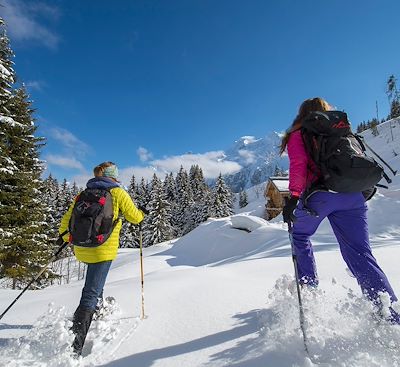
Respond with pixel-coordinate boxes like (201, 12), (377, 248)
(266, 176), (289, 193)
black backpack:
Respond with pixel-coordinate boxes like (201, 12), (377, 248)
(301, 111), (392, 193)
(69, 188), (115, 247)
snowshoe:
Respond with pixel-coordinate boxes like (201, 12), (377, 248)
(93, 296), (117, 321)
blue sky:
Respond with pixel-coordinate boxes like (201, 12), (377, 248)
(2, 0), (400, 185)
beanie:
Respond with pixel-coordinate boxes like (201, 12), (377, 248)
(102, 164), (119, 180)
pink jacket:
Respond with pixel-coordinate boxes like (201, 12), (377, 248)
(287, 130), (320, 197)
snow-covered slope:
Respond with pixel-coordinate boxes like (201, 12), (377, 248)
(0, 120), (399, 367)
(360, 117), (400, 194)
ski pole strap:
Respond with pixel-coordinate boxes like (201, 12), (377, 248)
(382, 171), (392, 185)
(53, 230), (69, 257)
(376, 183), (389, 189)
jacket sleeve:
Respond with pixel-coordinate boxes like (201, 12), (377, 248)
(116, 188), (144, 224)
(287, 131), (308, 197)
(59, 199), (75, 242)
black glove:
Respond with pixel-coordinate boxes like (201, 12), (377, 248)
(138, 205), (150, 215)
(282, 196), (299, 224)
(362, 187), (377, 201)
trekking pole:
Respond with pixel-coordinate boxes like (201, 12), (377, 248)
(287, 219), (310, 357)
(139, 223), (146, 320)
(0, 234), (69, 321)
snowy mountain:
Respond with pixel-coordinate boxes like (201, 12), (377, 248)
(217, 132), (288, 192)
(0, 118), (399, 367)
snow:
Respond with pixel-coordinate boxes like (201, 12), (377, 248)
(269, 176), (289, 192)
(0, 62), (11, 77)
(0, 114), (24, 128)
(1, 121), (400, 366)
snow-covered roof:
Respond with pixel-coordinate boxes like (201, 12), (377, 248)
(268, 176), (289, 192)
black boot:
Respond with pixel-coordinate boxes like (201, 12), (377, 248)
(71, 306), (95, 356)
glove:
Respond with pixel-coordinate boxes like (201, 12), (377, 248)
(138, 205), (150, 215)
(282, 196), (299, 224)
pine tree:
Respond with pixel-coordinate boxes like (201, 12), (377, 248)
(173, 166), (194, 236)
(143, 174), (172, 246)
(58, 178), (73, 215)
(386, 75), (400, 119)
(370, 118), (379, 137)
(0, 17), (16, 177)
(185, 165), (210, 233)
(136, 177), (151, 209)
(0, 84), (52, 288)
(239, 189), (249, 208)
(0, 17), (14, 118)
(163, 172), (176, 203)
(211, 173), (234, 218)
(390, 100), (400, 119)
(70, 181), (80, 198)
(120, 173), (140, 248)
(42, 174), (61, 247)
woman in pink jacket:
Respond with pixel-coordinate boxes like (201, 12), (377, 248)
(281, 97), (399, 324)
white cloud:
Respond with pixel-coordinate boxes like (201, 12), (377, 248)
(2, 0), (60, 49)
(151, 151), (242, 179)
(116, 150), (242, 186)
(49, 127), (90, 156)
(70, 172), (92, 188)
(238, 149), (256, 164)
(45, 154), (84, 170)
(25, 80), (44, 91)
(119, 166), (158, 185)
(137, 146), (153, 162)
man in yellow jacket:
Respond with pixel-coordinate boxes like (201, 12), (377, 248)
(59, 161), (144, 356)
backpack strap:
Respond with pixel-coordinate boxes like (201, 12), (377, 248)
(355, 134), (397, 176)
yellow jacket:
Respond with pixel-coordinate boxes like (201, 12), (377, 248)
(59, 186), (144, 263)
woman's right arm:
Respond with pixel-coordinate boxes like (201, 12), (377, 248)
(116, 188), (144, 224)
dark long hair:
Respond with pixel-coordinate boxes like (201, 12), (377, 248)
(280, 97), (331, 155)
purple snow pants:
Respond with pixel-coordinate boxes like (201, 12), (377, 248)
(292, 191), (397, 303)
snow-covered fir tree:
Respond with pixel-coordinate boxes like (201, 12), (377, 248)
(211, 173), (234, 218)
(163, 172), (176, 203)
(42, 174), (60, 246)
(173, 166), (194, 236)
(0, 18), (13, 116)
(0, 17), (15, 175)
(184, 165), (210, 233)
(0, 84), (52, 288)
(70, 181), (80, 198)
(143, 174), (173, 246)
(58, 178), (73, 214)
(136, 177), (151, 209)
(120, 173), (140, 248)
(387, 75), (400, 119)
(128, 174), (138, 202)
(239, 189), (248, 208)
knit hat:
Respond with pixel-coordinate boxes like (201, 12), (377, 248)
(102, 164), (119, 180)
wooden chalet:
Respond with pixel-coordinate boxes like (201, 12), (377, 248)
(264, 176), (290, 220)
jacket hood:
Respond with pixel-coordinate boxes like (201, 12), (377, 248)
(86, 177), (120, 190)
